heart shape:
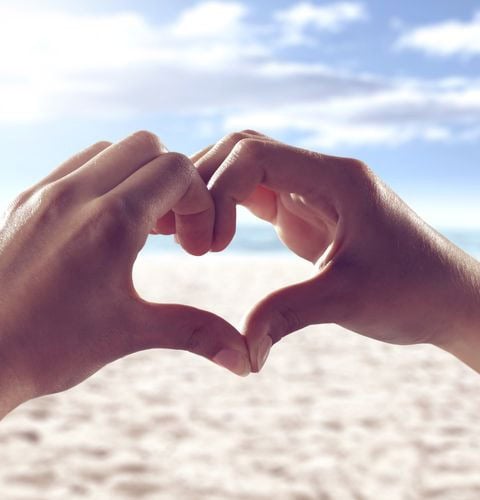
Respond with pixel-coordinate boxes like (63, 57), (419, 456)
(150, 130), (340, 372)
(2, 128), (471, 421)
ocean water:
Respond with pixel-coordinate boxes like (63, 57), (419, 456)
(142, 224), (480, 260)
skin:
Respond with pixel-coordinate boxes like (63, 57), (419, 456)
(0, 131), (251, 420)
(180, 130), (480, 373)
(1, 129), (478, 419)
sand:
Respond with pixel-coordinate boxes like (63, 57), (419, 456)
(1, 255), (480, 500)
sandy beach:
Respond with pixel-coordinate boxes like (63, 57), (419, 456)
(1, 255), (479, 500)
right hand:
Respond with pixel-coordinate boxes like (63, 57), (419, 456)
(188, 130), (480, 373)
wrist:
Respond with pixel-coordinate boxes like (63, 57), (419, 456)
(0, 338), (32, 419)
(0, 366), (24, 419)
(435, 324), (480, 374)
(432, 260), (480, 374)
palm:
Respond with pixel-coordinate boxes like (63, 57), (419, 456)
(243, 186), (337, 263)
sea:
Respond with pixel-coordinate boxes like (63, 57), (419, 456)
(141, 224), (480, 260)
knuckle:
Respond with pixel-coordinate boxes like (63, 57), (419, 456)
(101, 195), (137, 225)
(6, 188), (35, 214)
(162, 151), (192, 171)
(45, 180), (76, 203)
(159, 152), (194, 184)
(45, 181), (75, 207)
(335, 157), (378, 198)
(129, 130), (162, 155)
(233, 137), (263, 159)
(345, 158), (371, 177)
(91, 197), (135, 248)
(240, 128), (262, 136)
(225, 131), (250, 146)
(34, 181), (77, 223)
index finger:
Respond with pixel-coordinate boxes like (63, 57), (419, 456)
(195, 130), (272, 183)
(204, 137), (345, 251)
(102, 152), (214, 256)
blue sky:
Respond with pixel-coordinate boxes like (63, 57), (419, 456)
(0, 0), (479, 228)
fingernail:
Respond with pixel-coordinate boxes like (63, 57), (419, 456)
(213, 349), (250, 377)
(238, 312), (249, 333)
(256, 336), (272, 372)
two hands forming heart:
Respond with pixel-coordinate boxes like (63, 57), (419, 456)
(1, 130), (480, 418)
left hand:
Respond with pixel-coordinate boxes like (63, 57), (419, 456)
(0, 131), (251, 419)
(179, 130), (480, 374)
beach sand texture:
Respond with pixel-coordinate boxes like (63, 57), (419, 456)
(1, 255), (479, 500)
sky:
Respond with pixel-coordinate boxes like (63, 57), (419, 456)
(0, 0), (479, 229)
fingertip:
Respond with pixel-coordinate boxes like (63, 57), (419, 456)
(175, 210), (214, 256)
(243, 308), (273, 372)
(210, 237), (232, 253)
(246, 331), (272, 373)
(180, 238), (211, 256)
(256, 335), (272, 372)
(212, 348), (251, 377)
(211, 206), (236, 253)
(205, 190), (236, 253)
(133, 303), (252, 376)
(130, 130), (167, 154)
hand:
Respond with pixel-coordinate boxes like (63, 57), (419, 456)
(0, 131), (250, 419)
(191, 130), (480, 373)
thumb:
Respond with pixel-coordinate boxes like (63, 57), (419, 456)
(244, 266), (346, 372)
(125, 300), (251, 377)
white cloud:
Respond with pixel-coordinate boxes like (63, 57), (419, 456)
(224, 80), (480, 148)
(396, 11), (480, 57)
(171, 1), (247, 39)
(0, 2), (374, 123)
(275, 1), (367, 45)
(0, 2), (479, 149)
(0, 8), (161, 74)
(0, 2), (264, 123)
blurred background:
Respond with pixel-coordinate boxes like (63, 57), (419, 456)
(2, 3), (480, 500)
(0, 0), (479, 256)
